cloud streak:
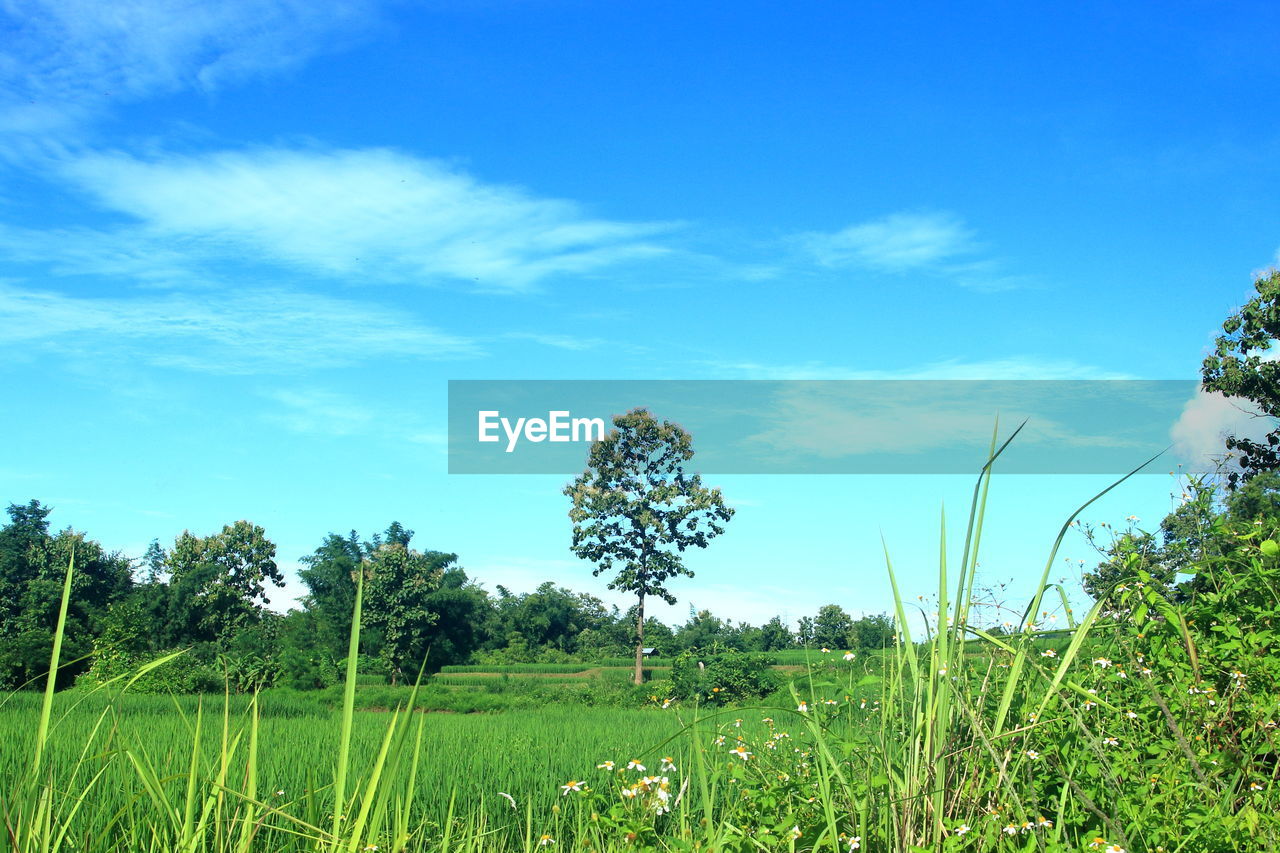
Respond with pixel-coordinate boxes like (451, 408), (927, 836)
(0, 0), (382, 132)
(797, 211), (976, 272)
(264, 389), (376, 436)
(793, 211), (1028, 291)
(740, 382), (1148, 464)
(49, 146), (675, 292)
(0, 282), (479, 373)
(707, 356), (1135, 381)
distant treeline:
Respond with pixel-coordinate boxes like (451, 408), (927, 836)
(0, 499), (895, 692)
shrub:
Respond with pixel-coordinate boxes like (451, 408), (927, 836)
(79, 647), (221, 694)
(277, 645), (338, 690)
(670, 649), (777, 704)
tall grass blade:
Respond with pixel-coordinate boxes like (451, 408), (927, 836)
(332, 566), (365, 845)
(181, 700), (203, 850)
(33, 552), (74, 773)
(991, 450), (1164, 737)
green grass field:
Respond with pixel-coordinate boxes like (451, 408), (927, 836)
(0, 689), (692, 844)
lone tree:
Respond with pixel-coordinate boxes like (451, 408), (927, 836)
(1201, 268), (1280, 488)
(564, 407), (734, 685)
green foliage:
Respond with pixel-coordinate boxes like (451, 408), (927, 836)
(812, 602), (854, 648)
(361, 538), (451, 683)
(565, 407), (734, 683)
(850, 612), (895, 649)
(1176, 510), (1280, 691)
(1085, 471), (1280, 603)
(302, 525), (490, 678)
(275, 609), (339, 690)
(670, 648), (778, 705)
(796, 614), (814, 645)
(297, 530), (363, 658)
(1202, 268), (1280, 488)
(81, 644), (221, 694)
(0, 501), (133, 688)
(756, 615), (794, 651)
(163, 519), (282, 644)
(420, 566), (489, 669)
(0, 499), (832, 693)
(675, 608), (735, 651)
(484, 581), (618, 659)
(6, 458), (1280, 852)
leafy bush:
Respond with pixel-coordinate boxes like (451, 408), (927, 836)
(277, 644), (338, 690)
(79, 647), (221, 694)
(670, 649), (778, 704)
(219, 652), (281, 693)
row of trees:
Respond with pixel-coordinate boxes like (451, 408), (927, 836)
(10, 268), (1280, 693)
(0, 503), (893, 691)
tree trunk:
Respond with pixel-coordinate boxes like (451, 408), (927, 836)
(634, 593), (645, 686)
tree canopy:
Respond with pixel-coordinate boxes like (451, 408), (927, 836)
(1084, 471), (1280, 602)
(163, 520), (283, 643)
(0, 497), (902, 693)
(1201, 268), (1280, 488)
(0, 501), (133, 688)
(564, 408), (735, 684)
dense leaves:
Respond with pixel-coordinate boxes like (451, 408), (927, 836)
(0, 501), (133, 688)
(1202, 268), (1280, 488)
(1084, 471), (1280, 601)
(163, 520), (283, 643)
(0, 498), (1007, 694)
(670, 648), (778, 704)
(565, 407), (735, 683)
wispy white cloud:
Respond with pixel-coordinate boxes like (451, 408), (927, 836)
(707, 356), (1135, 381)
(49, 146), (674, 292)
(0, 223), (213, 288)
(793, 211), (1029, 291)
(0, 0), (383, 132)
(739, 381), (1151, 465)
(1170, 387), (1272, 472)
(501, 332), (606, 351)
(262, 388), (457, 450)
(796, 212), (975, 272)
(264, 389), (376, 436)
(0, 282), (479, 373)
(1169, 346), (1280, 472)
(700, 359), (1154, 467)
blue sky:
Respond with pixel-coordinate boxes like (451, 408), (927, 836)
(2, 0), (1278, 628)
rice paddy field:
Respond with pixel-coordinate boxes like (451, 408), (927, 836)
(0, 691), (688, 838)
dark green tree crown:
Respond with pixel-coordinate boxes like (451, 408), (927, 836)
(564, 408), (734, 605)
(1202, 268), (1280, 488)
